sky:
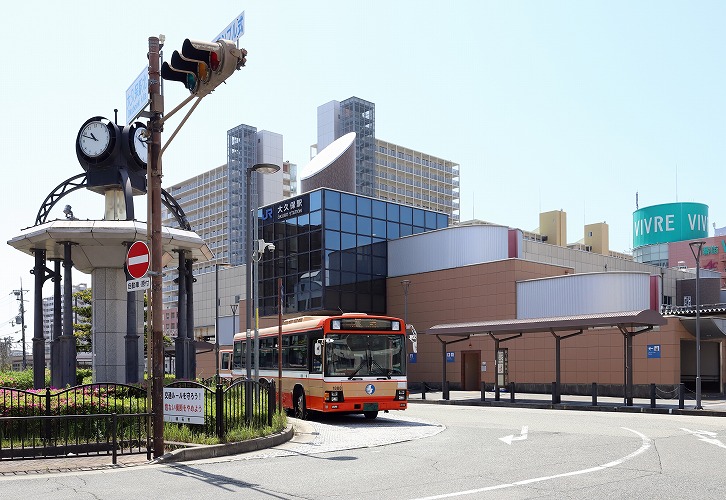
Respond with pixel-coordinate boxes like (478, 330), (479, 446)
(1, 1), (725, 348)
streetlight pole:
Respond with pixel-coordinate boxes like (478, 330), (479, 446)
(401, 280), (411, 325)
(214, 263), (229, 382)
(689, 240), (705, 410)
(245, 163), (280, 382)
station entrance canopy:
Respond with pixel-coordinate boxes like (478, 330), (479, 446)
(426, 310), (667, 405)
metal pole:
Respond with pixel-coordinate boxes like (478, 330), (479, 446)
(148, 35), (165, 458)
(401, 280), (410, 325)
(245, 167), (253, 382)
(278, 278), (283, 412)
(254, 209), (259, 380)
(215, 264), (220, 381)
(689, 241), (705, 410)
(696, 260), (702, 409)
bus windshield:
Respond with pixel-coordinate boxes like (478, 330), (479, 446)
(325, 334), (405, 378)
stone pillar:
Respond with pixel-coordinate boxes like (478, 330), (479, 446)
(92, 268), (129, 383)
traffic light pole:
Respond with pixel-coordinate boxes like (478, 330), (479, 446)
(148, 36), (165, 459)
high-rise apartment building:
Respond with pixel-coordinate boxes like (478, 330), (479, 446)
(316, 97), (460, 224)
(161, 125), (286, 336)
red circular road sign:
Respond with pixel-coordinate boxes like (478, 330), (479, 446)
(126, 241), (150, 279)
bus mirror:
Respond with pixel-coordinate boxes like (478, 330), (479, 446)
(315, 343), (322, 356)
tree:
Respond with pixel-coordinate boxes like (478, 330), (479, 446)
(72, 288), (93, 352)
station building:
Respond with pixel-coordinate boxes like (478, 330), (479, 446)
(249, 192), (725, 396)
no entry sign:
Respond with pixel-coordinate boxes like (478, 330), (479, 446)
(126, 241), (150, 279)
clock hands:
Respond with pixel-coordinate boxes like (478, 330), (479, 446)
(81, 133), (99, 141)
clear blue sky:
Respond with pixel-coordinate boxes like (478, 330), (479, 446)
(1, 1), (724, 345)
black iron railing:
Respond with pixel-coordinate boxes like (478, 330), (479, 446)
(1, 379), (276, 461)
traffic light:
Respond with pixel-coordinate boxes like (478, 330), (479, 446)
(161, 39), (247, 96)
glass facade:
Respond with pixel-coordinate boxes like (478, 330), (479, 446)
(258, 188), (448, 317)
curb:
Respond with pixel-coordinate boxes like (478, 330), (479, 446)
(409, 398), (726, 417)
(154, 424), (295, 463)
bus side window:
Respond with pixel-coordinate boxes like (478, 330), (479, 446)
(310, 332), (323, 374)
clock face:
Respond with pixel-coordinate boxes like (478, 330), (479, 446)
(79, 121), (112, 158)
(132, 125), (148, 164)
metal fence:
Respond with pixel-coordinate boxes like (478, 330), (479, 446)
(1, 379), (276, 462)
(167, 378), (276, 439)
(0, 383), (150, 462)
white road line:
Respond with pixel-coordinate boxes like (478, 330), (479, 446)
(410, 427), (651, 500)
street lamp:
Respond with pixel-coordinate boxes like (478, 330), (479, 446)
(245, 163), (280, 381)
(401, 280), (411, 325)
(214, 262), (230, 382)
(689, 240), (705, 410)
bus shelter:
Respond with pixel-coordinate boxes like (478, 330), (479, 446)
(426, 309), (666, 405)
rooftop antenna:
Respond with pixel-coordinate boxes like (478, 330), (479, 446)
(675, 164), (678, 202)
(635, 191), (639, 210)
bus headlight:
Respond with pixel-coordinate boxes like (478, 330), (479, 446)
(325, 391), (344, 402)
(394, 389), (408, 401)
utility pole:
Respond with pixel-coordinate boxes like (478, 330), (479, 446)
(13, 280), (28, 370)
(148, 35), (165, 459)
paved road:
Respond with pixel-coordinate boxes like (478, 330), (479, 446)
(2, 404), (726, 499)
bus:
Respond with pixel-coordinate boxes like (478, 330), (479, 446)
(219, 348), (234, 379)
(232, 313), (408, 419)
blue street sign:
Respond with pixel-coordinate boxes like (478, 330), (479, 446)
(408, 353), (417, 363)
(446, 352), (455, 363)
(647, 344), (661, 359)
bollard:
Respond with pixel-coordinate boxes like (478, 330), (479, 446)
(422, 382), (426, 400)
(679, 383), (685, 409)
(443, 380), (450, 400)
(509, 382), (515, 402)
(592, 382), (598, 406)
(551, 382), (558, 404)
(650, 383), (656, 409)
(495, 385), (500, 401)
(481, 381), (486, 401)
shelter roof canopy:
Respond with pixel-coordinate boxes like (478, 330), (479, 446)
(427, 310), (666, 337)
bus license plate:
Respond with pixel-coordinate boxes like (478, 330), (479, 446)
(364, 403), (379, 412)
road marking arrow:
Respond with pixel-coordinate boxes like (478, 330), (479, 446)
(681, 428), (726, 449)
(500, 426), (528, 445)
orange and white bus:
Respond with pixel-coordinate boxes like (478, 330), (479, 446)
(218, 348), (234, 379)
(232, 313), (408, 419)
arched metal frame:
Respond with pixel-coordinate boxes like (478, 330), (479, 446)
(33, 173), (191, 231)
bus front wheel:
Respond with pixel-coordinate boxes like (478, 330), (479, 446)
(364, 411), (378, 420)
(294, 388), (307, 420)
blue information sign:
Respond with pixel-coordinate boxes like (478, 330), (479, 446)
(408, 353), (417, 364)
(647, 344), (661, 359)
(446, 352), (455, 363)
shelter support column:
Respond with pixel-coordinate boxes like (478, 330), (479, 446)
(51, 259), (62, 389)
(550, 329), (583, 405)
(618, 325), (653, 407)
(175, 249), (187, 379)
(31, 249), (47, 389)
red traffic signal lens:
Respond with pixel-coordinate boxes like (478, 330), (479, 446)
(210, 52), (220, 71)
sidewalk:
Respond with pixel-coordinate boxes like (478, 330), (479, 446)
(408, 389), (726, 416)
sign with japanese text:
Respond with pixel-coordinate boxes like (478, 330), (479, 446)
(264, 193), (309, 222)
(214, 10), (245, 42)
(163, 388), (205, 424)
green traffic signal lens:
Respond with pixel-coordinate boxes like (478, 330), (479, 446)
(185, 74), (197, 92)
